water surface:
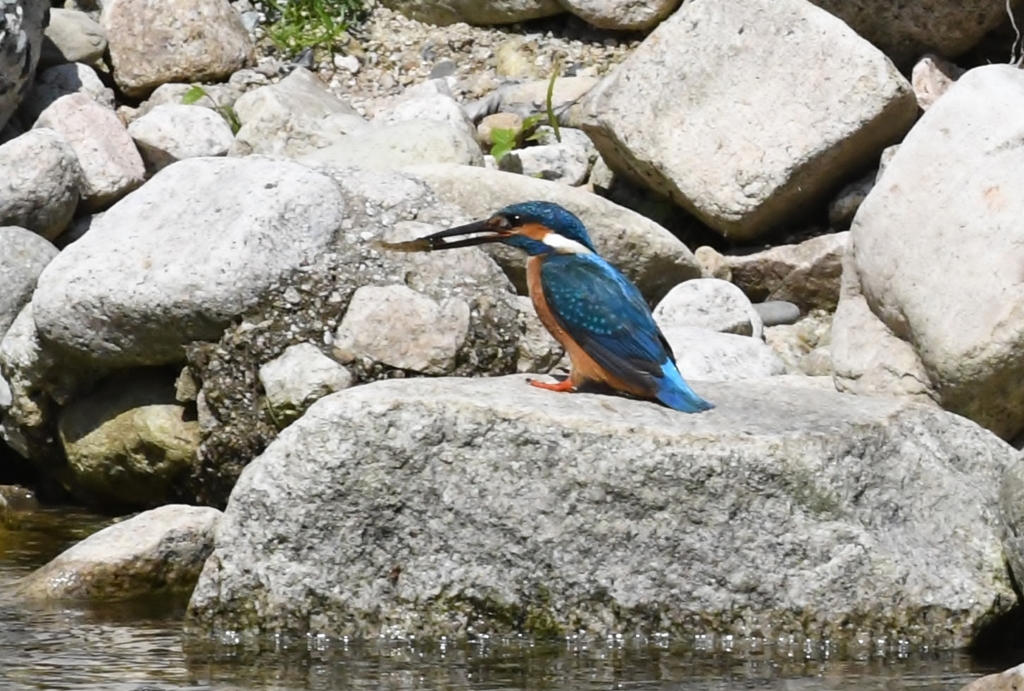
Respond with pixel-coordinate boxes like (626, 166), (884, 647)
(0, 506), (1008, 691)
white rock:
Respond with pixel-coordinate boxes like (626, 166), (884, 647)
(578, 0), (917, 241)
(0, 371), (10, 410)
(663, 327), (785, 381)
(231, 67), (366, 158)
(137, 81), (245, 119)
(300, 120), (484, 170)
(34, 93), (145, 210)
(258, 343), (352, 424)
(654, 279), (763, 339)
(127, 104), (235, 175)
(102, 0), (254, 97)
(834, 65), (1024, 439)
(373, 92), (476, 141)
(498, 142), (591, 186)
(555, 0), (678, 30)
(19, 62), (115, 125)
(0, 129), (82, 239)
(41, 7), (107, 68)
(335, 285), (471, 375)
(31, 157), (346, 367)
(911, 54), (965, 110)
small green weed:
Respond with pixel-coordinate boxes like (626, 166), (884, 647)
(488, 68), (563, 161)
(263, 0), (366, 55)
(181, 85), (242, 134)
(490, 127), (518, 161)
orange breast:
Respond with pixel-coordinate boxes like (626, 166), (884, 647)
(526, 256), (651, 397)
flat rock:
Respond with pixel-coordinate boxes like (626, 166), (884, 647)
(837, 65), (1024, 440)
(300, 120), (483, 170)
(186, 375), (1016, 645)
(127, 103), (235, 175)
(0, 227), (58, 340)
(578, 0), (917, 241)
(379, 0), (562, 25)
(31, 157), (346, 367)
(0, 0), (47, 132)
(0, 129), (82, 240)
(727, 233), (848, 312)
(34, 92), (145, 210)
(102, 0), (254, 97)
(18, 504), (220, 600)
(404, 163), (700, 302)
(372, 91), (476, 142)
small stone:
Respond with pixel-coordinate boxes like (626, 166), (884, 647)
(911, 54), (965, 111)
(828, 173), (875, 230)
(258, 343), (353, 424)
(334, 54), (361, 74)
(754, 301), (801, 327)
(0, 129), (82, 240)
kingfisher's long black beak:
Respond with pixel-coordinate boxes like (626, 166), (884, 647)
(374, 219), (511, 253)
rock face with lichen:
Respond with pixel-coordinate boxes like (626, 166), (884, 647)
(187, 375), (1016, 646)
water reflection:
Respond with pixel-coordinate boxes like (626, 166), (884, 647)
(0, 506), (1006, 691)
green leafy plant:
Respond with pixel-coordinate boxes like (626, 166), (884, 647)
(263, 0), (366, 55)
(181, 85), (242, 134)
(490, 127), (518, 161)
(488, 67), (565, 161)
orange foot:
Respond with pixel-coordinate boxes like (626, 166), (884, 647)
(527, 377), (574, 392)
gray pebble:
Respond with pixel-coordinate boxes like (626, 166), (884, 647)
(754, 300), (801, 326)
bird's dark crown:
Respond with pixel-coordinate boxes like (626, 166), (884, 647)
(496, 201), (598, 254)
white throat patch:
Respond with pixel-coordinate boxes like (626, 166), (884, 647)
(541, 232), (593, 254)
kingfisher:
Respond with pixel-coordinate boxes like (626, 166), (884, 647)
(377, 201), (713, 413)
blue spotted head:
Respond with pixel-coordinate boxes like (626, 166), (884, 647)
(387, 201), (599, 257)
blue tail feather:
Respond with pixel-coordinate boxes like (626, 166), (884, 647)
(656, 361), (714, 413)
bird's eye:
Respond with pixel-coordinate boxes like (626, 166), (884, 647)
(509, 214), (522, 226)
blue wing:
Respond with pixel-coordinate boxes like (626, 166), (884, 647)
(540, 253), (674, 392)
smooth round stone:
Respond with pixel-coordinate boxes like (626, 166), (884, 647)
(754, 300), (801, 327)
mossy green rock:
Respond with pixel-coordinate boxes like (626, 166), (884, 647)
(59, 369), (199, 509)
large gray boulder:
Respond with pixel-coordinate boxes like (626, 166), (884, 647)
(0, 0), (47, 132)
(31, 157), (346, 368)
(833, 65), (1024, 440)
(187, 375), (1015, 646)
(578, 0), (917, 242)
